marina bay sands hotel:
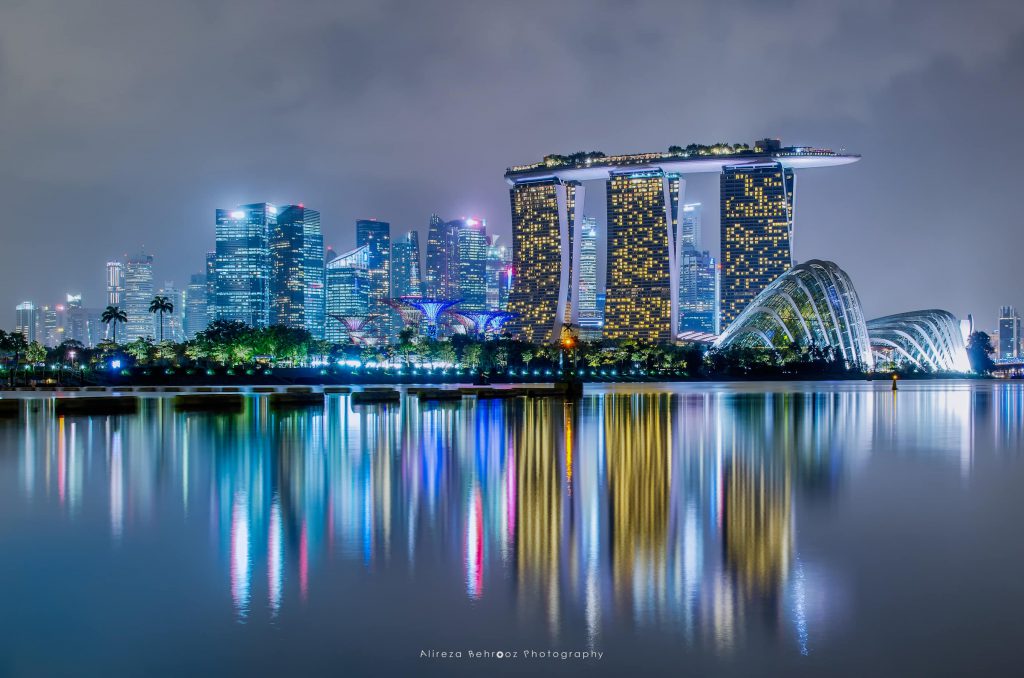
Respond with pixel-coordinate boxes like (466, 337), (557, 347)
(503, 138), (859, 343)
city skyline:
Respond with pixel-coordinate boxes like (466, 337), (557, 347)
(3, 1), (1024, 331)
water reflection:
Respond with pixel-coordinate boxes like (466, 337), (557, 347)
(2, 382), (1014, 658)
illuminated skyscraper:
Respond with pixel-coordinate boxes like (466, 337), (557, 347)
(424, 214), (450, 299)
(456, 218), (488, 310)
(678, 203), (719, 334)
(184, 273), (208, 339)
(215, 203), (274, 328)
(356, 219), (392, 342)
(720, 162), (794, 329)
(998, 305), (1020, 359)
(485, 235), (513, 311)
(14, 301), (37, 343)
(325, 245), (370, 344)
(391, 230), (423, 299)
(205, 252), (216, 325)
(505, 140), (857, 342)
(65, 294), (97, 346)
(603, 170), (681, 342)
(106, 261), (125, 306)
(157, 281), (184, 343)
(123, 251), (155, 341)
(506, 178), (581, 343)
(577, 216), (600, 334)
(270, 205), (323, 336)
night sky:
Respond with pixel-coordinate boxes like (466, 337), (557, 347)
(3, 0), (1023, 329)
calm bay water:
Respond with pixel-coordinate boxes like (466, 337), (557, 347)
(2, 382), (1023, 677)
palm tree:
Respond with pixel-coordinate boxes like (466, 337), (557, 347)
(101, 305), (128, 343)
(149, 295), (174, 342)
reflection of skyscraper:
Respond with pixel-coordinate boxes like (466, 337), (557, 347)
(507, 179), (579, 343)
(215, 204), (274, 328)
(325, 245), (370, 344)
(723, 455), (792, 595)
(578, 216), (600, 335)
(356, 220), (391, 342)
(391, 230), (423, 299)
(123, 251), (155, 341)
(604, 171), (678, 341)
(998, 306), (1020, 359)
(720, 162), (794, 329)
(456, 218), (488, 310)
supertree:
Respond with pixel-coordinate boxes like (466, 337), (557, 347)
(387, 298), (423, 329)
(454, 310), (517, 337)
(329, 314), (373, 345)
(400, 297), (461, 340)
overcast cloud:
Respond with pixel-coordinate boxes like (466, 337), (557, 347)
(2, 0), (1023, 327)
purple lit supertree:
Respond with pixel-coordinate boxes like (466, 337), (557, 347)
(329, 314), (373, 345)
(400, 297), (461, 340)
(387, 298), (423, 329)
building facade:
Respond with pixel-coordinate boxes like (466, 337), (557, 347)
(106, 261), (125, 307)
(998, 305), (1020, 359)
(325, 245), (370, 344)
(603, 170), (681, 342)
(214, 203), (274, 328)
(720, 162), (795, 329)
(485, 235), (513, 312)
(184, 273), (208, 340)
(424, 214), (449, 299)
(506, 178), (580, 343)
(456, 218), (488, 310)
(355, 220), (391, 342)
(269, 205), (323, 336)
(123, 251), (155, 341)
(577, 216), (601, 335)
(14, 301), (37, 343)
(391, 230), (423, 299)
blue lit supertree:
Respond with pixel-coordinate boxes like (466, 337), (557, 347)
(455, 310), (517, 337)
(400, 297), (461, 340)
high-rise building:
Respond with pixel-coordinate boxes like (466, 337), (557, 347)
(205, 252), (217, 325)
(123, 251), (155, 341)
(214, 203), (274, 328)
(325, 245), (370, 344)
(504, 140), (857, 343)
(680, 202), (701, 250)
(506, 178), (581, 343)
(153, 281), (183, 343)
(356, 219), (391, 342)
(106, 261), (125, 307)
(680, 250), (720, 334)
(485, 235), (513, 311)
(577, 217), (600, 334)
(720, 162), (795, 329)
(456, 218), (488, 310)
(184, 273), (208, 340)
(603, 170), (680, 342)
(998, 306), (1020, 359)
(677, 203), (719, 335)
(14, 301), (37, 343)
(65, 294), (99, 347)
(270, 205), (324, 336)
(424, 214), (449, 299)
(391, 230), (423, 299)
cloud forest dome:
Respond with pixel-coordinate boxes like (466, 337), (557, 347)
(866, 310), (970, 373)
(714, 260), (875, 369)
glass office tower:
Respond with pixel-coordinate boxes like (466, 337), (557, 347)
(214, 203), (274, 328)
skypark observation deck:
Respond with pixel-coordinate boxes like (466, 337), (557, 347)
(503, 141), (860, 344)
(503, 145), (860, 183)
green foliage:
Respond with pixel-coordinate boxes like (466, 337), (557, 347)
(966, 331), (996, 374)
